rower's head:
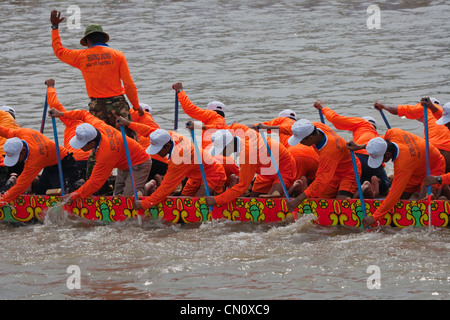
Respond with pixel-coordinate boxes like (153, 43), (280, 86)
(0, 105), (16, 119)
(278, 109), (297, 121)
(207, 101), (226, 118)
(288, 119), (318, 147)
(80, 24), (110, 47)
(436, 102), (450, 131)
(362, 116), (378, 130)
(70, 123), (100, 152)
(140, 103), (152, 114)
(209, 129), (235, 157)
(366, 137), (395, 168)
(3, 137), (27, 166)
(147, 129), (173, 157)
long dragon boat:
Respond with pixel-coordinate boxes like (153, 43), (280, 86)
(0, 195), (449, 228)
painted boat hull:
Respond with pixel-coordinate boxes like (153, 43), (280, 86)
(0, 195), (449, 228)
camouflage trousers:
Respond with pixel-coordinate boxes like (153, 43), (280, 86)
(88, 95), (136, 139)
(86, 95), (136, 194)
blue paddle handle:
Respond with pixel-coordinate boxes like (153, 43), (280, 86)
(318, 109), (325, 124)
(379, 109), (391, 129)
(350, 150), (366, 221)
(51, 116), (65, 196)
(422, 104), (431, 195)
(174, 92), (179, 131)
(41, 94), (48, 134)
(260, 132), (290, 201)
(190, 129), (213, 212)
(120, 126), (139, 200)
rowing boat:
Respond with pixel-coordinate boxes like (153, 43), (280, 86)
(0, 195), (448, 227)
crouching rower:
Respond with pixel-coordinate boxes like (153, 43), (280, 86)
(116, 119), (227, 210)
(204, 126), (296, 208)
(286, 119), (362, 212)
(0, 126), (82, 206)
(313, 99), (390, 197)
(48, 109), (152, 200)
(348, 128), (445, 228)
(423, 101), (450, 197)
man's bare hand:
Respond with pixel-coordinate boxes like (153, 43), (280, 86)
(48, 109), (63, 117)
(50, 10), (65, 26)
(45, 79), (55, 88)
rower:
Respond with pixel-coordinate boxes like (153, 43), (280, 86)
(129, 126), (227, 211)
(172, 82), (227, 151)
(314, 99), (390, 198)
(0, 107), (21, 193)
(129, 103), (169, 189)
(286, 119), (362, 212)
(424, 102), (450, 197)
(205, 126), (297, 207)
(174, 82), (240, 191)
(374, 97), (450, 173)
(252, 114), (320, 198)
(0, 126), (82, 205)
(45, 79), (90, 183)
(48, 108), (152, 201)
(348, 128), (445, 228)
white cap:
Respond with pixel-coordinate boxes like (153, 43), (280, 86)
(3, 137), (23, 167)
(140, 103), (152, 114)
(362, 116), (378, 129)
(430, 97), (440, 106)
(209, 129), (234, 156)
(146, 129), (172, 155)
(435, 102), (450, 125)
(366, 137), (387, 168)
(70, 123), (98, 149)
(278, 109), (297, 120)
(288, 119), (315, 146)
(0, 105), (16, 119)
(207, 101), (226, 113)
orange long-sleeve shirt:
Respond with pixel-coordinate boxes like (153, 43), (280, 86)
(372, 128), (445, 221)
(302, 122), (360, 199)
(287, 143), (319, 181)
(130, 123), (226, 209)
(129, 109), (168, 165)
(177, 90), (226, 149)
(61, 110), (149, 198)
(397, 103), (450, 152)
(321, 107), (380, 156)
(441, 173), (450, 185)
(255, 116), (296, 148)
(46, 87), (90, 161)
(52, 29), (140, 109)
(0, 127), (69, 203)
(0, 110), (20, 166)
(213, 125), (296, 205)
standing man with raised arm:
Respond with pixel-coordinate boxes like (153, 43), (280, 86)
(49, 10), (143, 139)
